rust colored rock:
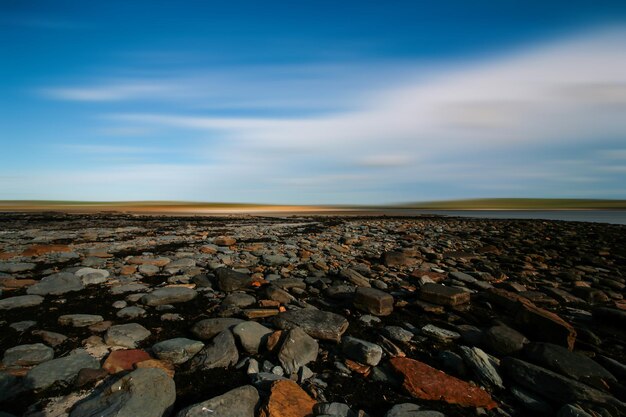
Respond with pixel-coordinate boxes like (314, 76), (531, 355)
(0, 278), (37, 290)
(266, 330), (283, 352)
(420, 283), (470, 306)
(103, 349), (152, 374)
(120, 265), (137, 275)
(390, 357), (498, 410)
(22, 244), (71, 257)
(215, 236), (237, 246)
(260, 380), (317, 417)
(354, 287), (394, 316)
(243, 308), (280, 319)
(134, 359), (175, 378)
(515, 302), (577, 350)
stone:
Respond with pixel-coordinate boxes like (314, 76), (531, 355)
(382, 251), (418, 267)
(127, 256), (171, 267)
(141, 287), (197, 306)
(383, 326), (414, 343)
(215, 267), (253, 291)
(0, 277), (36, 290)
(515, 302), (577, 350)
(340, 268), (371, 287)
(278, 327), (319, 375)
(0, 262), (36, 273)
(420, 324), (461, 342)
(117, 305), (147, 319)
(483, 324), (528, 355)
(22, 244), (71, 257)
(3, 343), (54, 367)
(75, 367), (109, 387)
(10, 320), (36, 332)
(260, 379), (317, 417)
(233, 321), (273, 354)
(353, 287), (394, 316)
(459, 346), (504, 389)
(110, 283), (149, 295)
(215, 236), (237, 246)
(314, 402), (356, 417)
(176, 385), (259, 417)
(189, 330), (239, 370)
(102, 349), (152, 374)
(385, 404), (445, 417)
(32, 330), (68, 346)
(26, 272), (84, 295)
(69, 368), (176, 417)
(273, 308), (349, 342)
(75, 268), (109, 285)
(105, 323), (151, 348)
(342, 336), (383, 366)
(134, 359), (175, 378)
(191, 318), (244, 340)
(58, 314), (104, 327)
(223, 292), (256, 308)
(25, 349), (100, 390)
(0, 294), (44, 310)
(557, 404), (594, 417)
(419, 283), (470, 306)
(139, 264), (160, 276)
(265, 285), (295, 304)
(390, 357), (498, 409)
(152, 338), (204, 364)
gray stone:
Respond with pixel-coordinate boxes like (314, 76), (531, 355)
(141, 287), (197, 306)
(58, 314), (104, 327)
(105, 323), (151, 348)
(342, 336), (383, 366)
(139, 264), (160, 276)
(10, 320), (36, 332)
(385, 403), (445, 417)
(483, 324), (528, 355)
(420, 324), (461, 342)
(189, 330), (239, 370)
(420, 283), (470, 306)
(383, 326), (414, 343)
(116, 306), (147, 319)
(3, 343), (54, 367)
(354, 287), (394, 316)
(215, 268), (253, 292)
(273, 308), (349, 342)
(176, 385), (259, 417)
(69, 368), (175, 417)
(191, 318), (244, 340)
(263, 254), (289, 266)
(222, 293), (256, 308)
(26, 349), (99, 390)
(0, 262), (36, 273)
(278, 327), (319, 375)
(27, 272), (84, 295)
(0, 295), (44, 310)
(0, 372), (25, 402)
(557, 404), (594, 417)
(110, 283), (149, 295)
(32, 330), (67, 346)
(232, 321), (273, 354)
(459, 346), (504, 389)
(314, 402), (356, 417)
(340, 268), (371, 287)
(152, 338), (204, 364)
(75, 268), (109, 285)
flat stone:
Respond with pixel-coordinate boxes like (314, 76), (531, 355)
(459, 346), (504, 389)
(390, 357), (498, 409)
(141, 287), (197, 306)
(22, 244), (71, 257)
(515, 302), (577, 350)
(3, 343), (54, 367)
(223, 293), (256, 308)
(69, 368), (176, 417)
(117, 306), (147, 319)
(421, 324), (461, 342)
(26, 349), (100, 390)
(483, 324), (528, 355)
(110, 283), (149, 295)
(176, 385), (259, 417)
(233, 321), (273, 354)
(0, 295), (44, 310)
(75, 268), (109, 285)
(139, 264), (160, 276)
(189, 330), (238, 370)
(260, 379), (317, 417)
(105, 323), (151, 348)
(0, 262), (36, 273)
(32, 330), (68, 346)
(340, 268), (371, 287)
(278, 327), (319, 375)
(127, 256), (171, 266)
(26, 272), (84, 296)
(102, 349), (152, 374)
(152, 338), (204, 364)
(58, 314), (104, 327)
(191, 318), (244, 340)
(10, 320), (36, 332)
(353, 287), (394, 316)
(382, 251), (419, 267)
(215, 267), (253, 292)
(385, 404), (445, 417)
(215, 236), (237, 246)
(419, 283), (470, 306)
(342, 336), (383, 366)
(273, 308), (349, 342)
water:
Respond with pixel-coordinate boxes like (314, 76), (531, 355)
(403, 210), (626, 225)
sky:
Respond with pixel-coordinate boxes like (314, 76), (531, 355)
(1, 1), (625, 204)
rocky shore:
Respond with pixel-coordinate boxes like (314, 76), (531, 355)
(0, 212), (624, 417)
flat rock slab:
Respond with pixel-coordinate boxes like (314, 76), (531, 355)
(27, 272), (84, 296)
(0, 295), (44, 310)
(58, 314), (104, 327)
(3, 343), (54, 367)
(215, 268), (253, 292)
(105, 323), (151, 348)
(278, 327), (319, 375)
(390, 357), (498, 409)
(353, 287), (394, 316)
(0, 262), (36, 273)
(142, 287), (197, 306)
(176, 385), (259, 417)
(191, 318), (244, 340)
(419, 283), (470, 307)
(272, 308), (349, 342)
(260, 380), (317, 417)
(152, 338), (204, 364)
(26, 349), (100, 391)
(69, 368), (176, 417)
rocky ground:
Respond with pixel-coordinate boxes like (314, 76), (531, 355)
(0, 212), (625, 417)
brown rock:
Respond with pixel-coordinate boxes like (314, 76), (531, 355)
(353, 287), (394, 316)
(260, 380), (317, 417)
(243, 308), (280, 319)
(390, 357), (498, 409)
(127, 256), (170, 267)
(200, 245), (217, 254)
(120, 265), (137, 275)
(75, 368), (109, 387)
(515, 302), (577, 350)
(420, 283), (470, 306)
(134, 359), (175, 378)
(0, 278), (37, 290)
(215, 236), (236, 246)
(22, 244), (71, 257)
(103, 349), (152, 374)
(266, 330), (284, 352)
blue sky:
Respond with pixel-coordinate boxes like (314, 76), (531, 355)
(1, 1), (625, 203)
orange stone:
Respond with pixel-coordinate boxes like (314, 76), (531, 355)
(345, 359), (371, 376)
(22, 244), (71, 257)
(103, 349), (152, 374)
(120, 265), (138, 275)
(390, 357), (498, 410)
(0, 251), (18, 260)
(200, 245), (217, 254)
(134, 359), (175, 378)
(0, 278), (37, 290)
(266, 330), (283, 352)
(260, 380), (317, 417)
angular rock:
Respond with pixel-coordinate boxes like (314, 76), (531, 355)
(191, 318), (244, 340)
(459, 346), (504, 389)
(0, 295), (44, 310)
(105, 323), (151, 348)
(152, 338), (204, 364)
(421, 324), (461, 342)
(141, 287), (197, 306)
(260, 379), (316, 417)
(340, 268), (371, 287)
(233, 321), (273, 354)
(26, 272), (84, 296)
(419, 283), (470, 306)
(342, 336), (383, 366)
(273, 308), (349, 342)
(483, 324), (528, 356)
(278, 327), (319, 375)
(176, 385), (259, 417)
(215, 268), (253, 292)
(189, 330), (238, 370)
(3, 343), (54, 367)
(515, 302), (577, 350)
(353, 287), (394, 316)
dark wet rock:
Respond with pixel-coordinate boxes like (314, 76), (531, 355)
(557, 404), (594, 417)
(105, 323), (151, 348)
(0, 262), (36, 273)
(420, 324), (460, 342)
(176, 385), (259, 417)
(382, 326), (414, 343)
(215, 268), (253, 292)
(26, 272), (84, 295)
(223, 292), (256, 308)
(189, 330), (239, 370)
(69, 368), (175, 417)
(273, 308), (349, 342)
(142, 287), (197, 306)
(191, 318), (244, 340)
(191, 273), (213, 288)
(26, 349), (100, 390)
(152, 338), (204, 364)
(342, 336), (383, 366)
(353, 287), (394, 316)
(3, 343), (54, 367)
(233, 321), (273, 354)
(278, 327), (319, 375)
(264, 285), (294, 304)
(10, 320), (36, 332)
(483, 324), (528, 355)
(382, 251), (419, 268)
(0, 294), (44, 310)
(510, 385), (554, 415)
(458, 346), (504, 389)
(58, 314), (104, 327)
(117, 306), (147, 319)
(385, 403), (445, 417)
(32, 330), (68, 346)
(419, 283), (470, 306)
(340, 268), (371, 287)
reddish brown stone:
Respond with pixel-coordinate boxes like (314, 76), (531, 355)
(390, 357), (498, 410)
(515, 302), (576, 351)
(243, 308), (279, 319)
(199, 245), (217, 254)
(420, 283), (470, 306)
(134, 359), (175, 378)
(214, 236), (236, 246)
(260, 380), (317, 417)
(410, 270), (446, 282)
(120, 265), (137, 275)
(103, 349), (152, 374)
(0, 278), (37, 290)
(266, 330), (283, 352)
(22, 244), (71, 257)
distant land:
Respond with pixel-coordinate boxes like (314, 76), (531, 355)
(0, 198), (625, 214)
